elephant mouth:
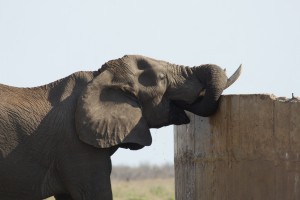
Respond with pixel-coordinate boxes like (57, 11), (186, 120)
(169, 101), (190, 125)
(172, 95), (205, 117)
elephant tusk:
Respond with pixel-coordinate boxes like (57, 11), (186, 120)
(225, 64), (242, 89)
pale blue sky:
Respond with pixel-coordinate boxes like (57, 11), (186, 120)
(1, 0), (299, 166)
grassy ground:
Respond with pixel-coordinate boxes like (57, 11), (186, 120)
(45, 178), (175, 200)
(112, 178), (174, 200)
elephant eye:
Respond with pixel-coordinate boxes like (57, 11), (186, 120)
(158, 73), (165, 80)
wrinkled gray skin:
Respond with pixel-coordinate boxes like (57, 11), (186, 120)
(0, 55), (240, 200)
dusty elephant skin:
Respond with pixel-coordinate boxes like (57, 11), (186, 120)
(0, 55), (241, 200)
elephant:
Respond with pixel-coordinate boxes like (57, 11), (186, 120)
(0, 55), (241, 200)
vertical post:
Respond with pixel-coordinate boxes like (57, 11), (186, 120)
(174, 94), (300, 200)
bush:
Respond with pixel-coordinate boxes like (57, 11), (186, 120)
(111, 163), (174, 181)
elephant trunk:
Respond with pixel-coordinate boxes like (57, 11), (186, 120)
(174, 64), (242, 117)
(189, 65), (228, 116)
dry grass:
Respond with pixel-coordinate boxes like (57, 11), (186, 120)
(112, 178), (174, 200)
(44, 178), (175, 200)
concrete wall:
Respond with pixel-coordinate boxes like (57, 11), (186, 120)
(174, 94), (300, 200)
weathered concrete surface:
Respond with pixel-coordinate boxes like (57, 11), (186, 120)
(174, 94), (300, 200)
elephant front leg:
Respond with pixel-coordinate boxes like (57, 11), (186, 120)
(57, 148), (113, 200)
(54, 191), (112, 200)
(67, 173), (113, 200)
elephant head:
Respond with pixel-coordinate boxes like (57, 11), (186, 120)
(75, 55), (241, 150)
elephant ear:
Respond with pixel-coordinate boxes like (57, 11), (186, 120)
(75, 69), (152, 149)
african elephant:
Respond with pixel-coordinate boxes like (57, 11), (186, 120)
(0, 55), (241, 200)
